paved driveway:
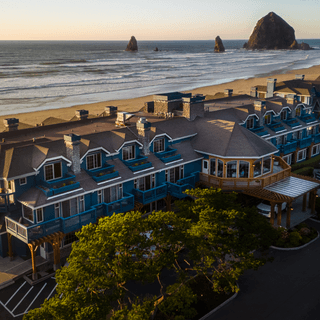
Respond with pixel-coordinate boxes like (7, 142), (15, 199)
(209, 219), (320, 320)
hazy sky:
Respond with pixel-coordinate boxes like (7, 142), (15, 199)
(1, 0), (319, 40)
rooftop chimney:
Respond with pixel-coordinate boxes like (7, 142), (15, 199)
(224, 89), (233, 97)
(64, 134), (81, 174)
(250, 87), (258, 98)
(254, 100), (266, 127)
(105, 106), (117, 116)
(115, 112), (134, 126)
(3, 118), (19, 132)
(295, 74), (305, 81)
(266, 78), (277, 98)
(75, 110), (88, 120)
(136, 117), (151, 156)
(286, 94), (297, 104)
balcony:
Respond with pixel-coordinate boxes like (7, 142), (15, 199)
(314, 133), (320, 144)
(298, 136), (312, 149)
(167, 172), (199, 198)
(199, 156), (291, 191)
(86, 163), (119, 183)
(38, 173), (80, 197)
(299, 114), (317, 124)
(249, 126), (269, 137)
(134, 184), (168, 205)
(155, 148), (182, 164)
(5, 208), (98, 243)
(279, 140), (298, 154)
(123, 156), (152, 172)
(0, 192), (16, 213)
(105, 193), (135, 215)
(267, 122), (286, 133)
(283, 118), (301, 128)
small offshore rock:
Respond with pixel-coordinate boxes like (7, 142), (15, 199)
(299, 42), (313, 50)
(214, 36), (225, 52)
(154, 47), (159, 51)
(126, 36), (138, 51)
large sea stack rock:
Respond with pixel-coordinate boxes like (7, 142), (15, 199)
(214, 36), (225, 52)
(244, 12), (297, 50)
(126, 36), (138, 51)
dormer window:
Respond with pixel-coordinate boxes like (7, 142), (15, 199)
(122, 145), (135, 161)
(246, 117), (254, 129)
(44, 162), (62, 181)
(280, 110), (287, 121)
(154, 138), (165, 153)
(87, 153), (101, 170)
(296, 106), (302, 117)
(264, 114), (271, 125)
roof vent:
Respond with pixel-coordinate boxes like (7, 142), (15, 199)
(115, 112), (135, 126)
(224, 89), (233, 97)
(105, 106), (117, 116)
(3, 118), (19, 132)
(75, 109), (89, 120)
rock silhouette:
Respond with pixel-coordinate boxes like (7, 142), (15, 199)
(244, 12), (311, 50)
(126, 36), (138, 51)
(214, 36), (225, 52)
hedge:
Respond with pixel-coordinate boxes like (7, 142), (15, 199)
(291, 154), (320, 171)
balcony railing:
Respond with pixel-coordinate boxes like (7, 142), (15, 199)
(283, 118), (301, 128)
(38, 173), (80, 197)
(155, 148), (182, 163)
(86, 164), (119, 182)
(134, 184), (168, 205)
(105, 193), (135, 216)
(279, 140), (298, 154)
(298, 136), (312, 149)
(166, 172), (199, 198)
(299, 114), (317, 124)
(267, 122), (286, 132)
(199, 156), (291, 191)
(123, 156), (152, 172)
(0, 192), (16, 213)
(314, 133), (320, 144)
(249, 126), (269, 137)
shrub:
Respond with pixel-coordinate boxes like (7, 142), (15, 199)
(288, 231), (302, 247)
(292, 167), (314, 177)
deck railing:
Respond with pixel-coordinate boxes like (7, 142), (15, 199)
(134, 184), (168, 204)
(199, 157), (291, 190)
(0, 192), (16, 213)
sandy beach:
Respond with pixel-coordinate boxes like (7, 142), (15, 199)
(1, 64), (320, 132)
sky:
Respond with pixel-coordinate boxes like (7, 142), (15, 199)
(1, 0), (319, 40)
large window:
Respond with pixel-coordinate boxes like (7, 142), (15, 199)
(122, 145), (135, 161)
(36, 208), (44, 223)
(210, 158), (216, 176)
(165, 165), (184, 183)
(280, 110), (287, 121)
(246, 117), (254, 129)
(239, 161), (249, 178)
(263, 156), (271, 174)
(253, 159), (262, 177)
(23, 205), (34, 223)
(55, 203), (60, 218)
(87, 153), (101, 170)
(217, 160), (224, 177)
(282, 154), (292, 165)
(153, 138), (165, 153)
(297, 149), (307, 162)
(226, 161), (237, 178)
(312, 144), (320, 156)
(44, 162), (62, 181)
(62, 197), (78, 218)
(264, 114), (271, 125)
(104, 184), (123, 203)
(134, 174), (155, 191)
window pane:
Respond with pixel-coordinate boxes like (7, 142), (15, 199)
(36, 209), (43, 223)
(253, 159), (262, 177)
(23, 205), (34, 222)
(54, 162), (62, 179)
(263, 157), (271, 174)
(227, 161), (237, 178)
(210, 159), (216, 176)
(62, 200), (70, 218)
(87, 155), (94, 170)
(45, 165), (53, 180)
(239, 161), (249, 178)
(217, 160), (224, 177)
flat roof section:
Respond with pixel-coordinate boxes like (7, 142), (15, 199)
(264, 176), (320, 198)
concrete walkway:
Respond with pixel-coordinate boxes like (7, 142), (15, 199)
(0, 256), (46, 289)
(208, 218), (320, 320)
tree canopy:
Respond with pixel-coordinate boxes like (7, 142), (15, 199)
(24, 188), (276, 320)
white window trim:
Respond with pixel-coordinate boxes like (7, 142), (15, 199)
(44, 162), (62, 181)
(86, 153), (102, 170)
(312, 144), (320, 156)
(122, 145), (135, 161)
(22, 205), (34, 224)
(297, 149), (307, 162)
(153, 138), (165, 153)
(19, 177), (27, 186)
(36, 208), (44, 223)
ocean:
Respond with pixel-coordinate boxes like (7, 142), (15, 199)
(0, 40), (320, 116)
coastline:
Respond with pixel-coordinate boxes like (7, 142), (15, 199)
(1, 64), (320, 132)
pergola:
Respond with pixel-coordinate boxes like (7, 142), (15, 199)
(243, 175), (319, 228)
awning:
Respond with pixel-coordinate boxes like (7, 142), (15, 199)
(264, 176), (319, 198)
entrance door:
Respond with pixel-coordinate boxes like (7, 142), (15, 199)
(202, 160), (209, 174)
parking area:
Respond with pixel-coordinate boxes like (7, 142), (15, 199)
(0, 277), (57, 319)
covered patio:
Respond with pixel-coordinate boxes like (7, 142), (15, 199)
(244, 175), (320, 229)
